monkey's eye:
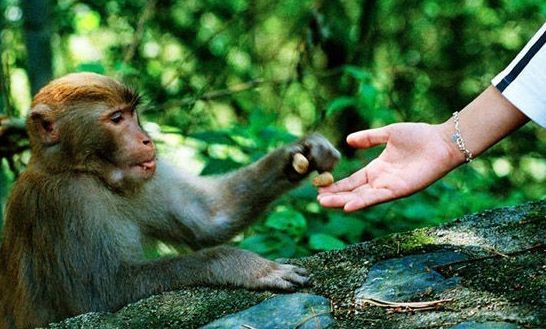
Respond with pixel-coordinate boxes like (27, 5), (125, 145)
(110, 112), (123, 124)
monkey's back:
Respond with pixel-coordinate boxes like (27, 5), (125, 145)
(0, 169), (140, 329)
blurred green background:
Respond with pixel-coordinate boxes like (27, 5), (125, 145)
(0, 0), (544, 259)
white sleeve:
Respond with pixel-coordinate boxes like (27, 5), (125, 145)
(491, 22), (546, 128)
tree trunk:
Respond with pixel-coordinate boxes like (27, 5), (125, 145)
(318, 0), (378, 156)
(22, 0), (53, 96)
(0, 165), (5, 233)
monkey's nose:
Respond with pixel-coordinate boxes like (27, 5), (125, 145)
(143, 138), (151, 145)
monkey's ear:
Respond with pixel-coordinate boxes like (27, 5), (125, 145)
(29, 104), (60, 146)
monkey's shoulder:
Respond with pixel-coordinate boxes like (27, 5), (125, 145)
(13, 170), (107, 197)
(7, 170), (120, 219)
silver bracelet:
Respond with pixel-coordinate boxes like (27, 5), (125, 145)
(452, 111), (474, 163)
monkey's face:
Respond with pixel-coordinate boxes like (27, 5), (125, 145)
(100, 104), (157, 185)
(28, 72), (158, 191)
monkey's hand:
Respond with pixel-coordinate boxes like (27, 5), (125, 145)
(286, 133), (341, 181)
(249, 261), (309, 291)
(202, 247), (309, 291)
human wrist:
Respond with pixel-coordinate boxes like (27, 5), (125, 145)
(437, 119), (467, 167)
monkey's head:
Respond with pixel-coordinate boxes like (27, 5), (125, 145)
(28, 72), (156, 190)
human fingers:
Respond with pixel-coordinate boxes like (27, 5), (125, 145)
(347, 127), (389, 149)
(317, 192), (355, 208)
(318, 186), (393, 212)
(343, 187), (394, 212)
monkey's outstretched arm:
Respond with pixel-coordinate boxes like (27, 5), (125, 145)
(146, 134), (340, 248)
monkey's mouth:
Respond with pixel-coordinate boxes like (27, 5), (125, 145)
(136, 159), (156, 171)
(127, 157), (156, 177)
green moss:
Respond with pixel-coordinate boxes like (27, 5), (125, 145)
(398, 229), (436, 252)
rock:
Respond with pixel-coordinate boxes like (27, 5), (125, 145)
(355, 251), (467, 302)
(201, 293), (334, 329)
(48, 289), (271, 329)
(50, 201), (545, 328)
(449, 321), (521, 329)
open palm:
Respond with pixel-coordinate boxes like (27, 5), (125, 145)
(317, 122), (461, 212)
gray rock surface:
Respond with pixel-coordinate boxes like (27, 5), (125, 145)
(449, 321), (521, 329)
(50, 200), (545, 328)
(201, 293), (333, 329)
(355, 251), (467, 302)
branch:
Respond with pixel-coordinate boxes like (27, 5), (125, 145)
(0, 116), (29, 158)
(0, 117), (26, 137)
(0, 57), (14, 116)
(123, 0), (157, 64)
(356, 297), (453, 311)
(153, 78), (294, 111)
(162, 15), (242, 88)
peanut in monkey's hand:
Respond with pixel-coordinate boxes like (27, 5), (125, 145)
(292, 152), (335, 187)
(288, 134), (340, 183)
(292, 153), (310, 174)
(312, 172), (334, 187)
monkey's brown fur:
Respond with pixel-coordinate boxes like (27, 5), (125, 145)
(0, 73), (340, 329)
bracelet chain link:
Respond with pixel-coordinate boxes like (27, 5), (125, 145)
(452, 111), (474, 163)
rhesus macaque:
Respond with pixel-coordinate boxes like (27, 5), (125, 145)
(0, 73), (340, 329)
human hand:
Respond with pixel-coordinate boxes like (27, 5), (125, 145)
(317, 122), (464, 212)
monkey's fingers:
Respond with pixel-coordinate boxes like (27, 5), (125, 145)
(274, 259), (308, 274)
(260, 274), (298, 291)
(260, 265), (310, 290)
(279, 264), (310, 285)
(291, 265), (308, 276)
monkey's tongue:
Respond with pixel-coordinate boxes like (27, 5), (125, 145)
(140, 160), (156, 170)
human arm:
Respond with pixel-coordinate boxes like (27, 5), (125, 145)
(317, 86), (529, 212)
(317, 22), (546, 212)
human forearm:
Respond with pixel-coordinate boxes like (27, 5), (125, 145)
(437, 85), (530, 167)
(318, 85), (530, 212)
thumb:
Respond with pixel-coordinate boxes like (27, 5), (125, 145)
(347, 127), (389, 149)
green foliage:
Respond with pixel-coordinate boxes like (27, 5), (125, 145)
(0, 0), (544, 257)
(308, 233), (346, 251)
(265, 209), (307, 237)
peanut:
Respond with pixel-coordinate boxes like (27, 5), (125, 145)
(313, 172), (334, 187)
(292, 153), (309, 174)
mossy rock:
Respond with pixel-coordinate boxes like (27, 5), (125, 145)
(50, 200), (545, 328)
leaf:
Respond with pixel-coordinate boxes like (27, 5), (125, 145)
(189, 131), (237, 146)
(288, 184), (319, 201)
(239, 234), (276, 254)
(239, 233), (296, 259)
(325, 213), (366, 243)
(326, 96), (355, 117)
(401, 202), (437, 220)
(259, 126), (298, 144)
(308, 233), (346, 251)
(76, 62), (105, 74)
(200, 158), (241, 175)
(265, 209), (307, 237)
(358, 83), (377, 108)
(342, 65), (371, 81)
(359, 83), (376, 100)
(158, 125), (183, 134)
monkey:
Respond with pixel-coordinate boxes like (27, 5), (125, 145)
(0, 72), (340, 329)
